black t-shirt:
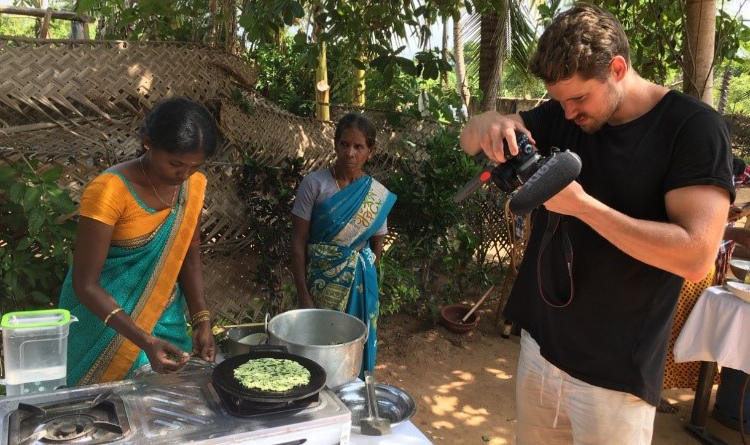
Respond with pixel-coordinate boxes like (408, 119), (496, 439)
(506, 90), (734, 406)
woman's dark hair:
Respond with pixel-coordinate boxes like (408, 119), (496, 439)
(334, 113), (377, 150)
(140, 98), (219, 157)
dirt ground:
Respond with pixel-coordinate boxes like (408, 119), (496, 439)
(375, 306), (746, 445)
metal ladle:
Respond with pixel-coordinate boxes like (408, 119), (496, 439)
(360, 370), (391, 436)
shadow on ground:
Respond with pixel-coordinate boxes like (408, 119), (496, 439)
(376, 308), (745, 445)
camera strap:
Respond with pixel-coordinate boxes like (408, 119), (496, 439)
(536, 211), (574, 308)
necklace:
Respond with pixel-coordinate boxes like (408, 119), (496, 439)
(330, 167), (341, 191)
(140, 156), (177, 207)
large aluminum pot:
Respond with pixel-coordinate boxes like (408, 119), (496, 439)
(268, 309), (367, 388)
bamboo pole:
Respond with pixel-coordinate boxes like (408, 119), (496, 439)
(315, 40), (330, 121)
(352, 52), (366, 107)
(39, 8), (52, 39)
(0, 6), (94, 23)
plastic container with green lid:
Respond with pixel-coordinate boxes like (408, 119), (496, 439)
(1, 308), (78, 396)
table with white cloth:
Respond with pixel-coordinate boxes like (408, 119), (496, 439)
(674, 285), (750, 445)
(350, 421), (434, 445)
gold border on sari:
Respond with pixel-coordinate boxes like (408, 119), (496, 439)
(332, 180), (389, 245)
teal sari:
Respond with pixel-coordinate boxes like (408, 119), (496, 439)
(59, 172), (205, 386)
(307, 176), (396, 373)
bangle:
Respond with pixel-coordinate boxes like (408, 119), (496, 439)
(191, 314), (211, 327)
(190, 310), (210, 326)
(190, 310), (210, 321)
(104, 307), (123, 325)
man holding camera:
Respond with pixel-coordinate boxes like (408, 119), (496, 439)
(460, 3), (733, 444)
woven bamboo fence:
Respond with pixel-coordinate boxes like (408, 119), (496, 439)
(0, 37), (516, 323)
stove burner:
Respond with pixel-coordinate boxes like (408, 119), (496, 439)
(9, 391), (130, 445)
(213, 382), (321, 418)
(42, 414), (97, 441)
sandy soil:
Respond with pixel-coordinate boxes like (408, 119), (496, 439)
(375, 306), (745, 445)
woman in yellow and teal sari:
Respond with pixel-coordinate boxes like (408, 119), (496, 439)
(59, 98), (218, 386)
(291, 113), (396, 374)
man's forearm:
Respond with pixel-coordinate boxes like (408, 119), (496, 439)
(572, 193), (726, 281)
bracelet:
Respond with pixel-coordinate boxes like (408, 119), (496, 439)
(104, 307), (123, 325)
(191, 314), (211, 327)
(190, 310), (210, 323)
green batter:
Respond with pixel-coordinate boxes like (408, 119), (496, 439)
(233, 358), (311, 392)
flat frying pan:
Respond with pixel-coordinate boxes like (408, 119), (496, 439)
(212, 346), (327, 404)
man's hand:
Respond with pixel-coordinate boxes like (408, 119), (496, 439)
(459, 112), (535, 163)
(542, 181), (589, 216)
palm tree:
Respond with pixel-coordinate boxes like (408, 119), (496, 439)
(463, 0), (540, 112)
(453, 9), (470, 109)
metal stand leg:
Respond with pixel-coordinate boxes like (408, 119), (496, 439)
(685, 361), (730, 445)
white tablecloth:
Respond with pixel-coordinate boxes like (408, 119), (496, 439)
(674, 285), (750, 374)
(350, 420), (434, 445)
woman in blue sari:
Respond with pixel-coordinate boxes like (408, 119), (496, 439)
(291, 113), (396, 373)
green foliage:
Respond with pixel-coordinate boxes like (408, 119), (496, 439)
(0, 11), (84, 39)
(239, 0), (304, 44)
(595, 0), (750, 85)
(77, 0), (213, 41)
(250, 40), (316, 117)
(0, 161), (77, 312)
(363, 68), (466, 124)
(717, 59), (750, 115)
(380, 129), (501, 317)
(378, 253), (420, 317)
(237, 157), (304, 314)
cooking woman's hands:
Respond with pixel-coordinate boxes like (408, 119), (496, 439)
(191, 322), (216, 362)
(144, 336), (189, 373)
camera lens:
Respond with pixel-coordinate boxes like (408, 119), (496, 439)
(491, 132), (540, 194)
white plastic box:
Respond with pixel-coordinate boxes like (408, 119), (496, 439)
(1, 309), (77, 395)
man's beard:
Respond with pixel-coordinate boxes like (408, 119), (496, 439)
(576, 83), (624, 133)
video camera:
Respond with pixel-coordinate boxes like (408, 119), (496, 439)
(454, 132), (582, 215)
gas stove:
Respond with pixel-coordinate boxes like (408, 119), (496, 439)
(0, 368), (351, 445)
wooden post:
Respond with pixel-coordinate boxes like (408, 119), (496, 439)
(315, 40), (330, 121)
(352, 53), (366, 107)
(39, 7), (52, 39)
(0, 6), (95, 39)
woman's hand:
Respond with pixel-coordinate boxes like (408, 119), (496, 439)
(143, 336), (190, 373)
(191, 322), (216, 362)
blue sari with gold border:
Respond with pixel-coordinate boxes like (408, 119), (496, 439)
(307, 176), (396, 373)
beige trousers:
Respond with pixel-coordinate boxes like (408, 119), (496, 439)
(516, 330), (655, 445)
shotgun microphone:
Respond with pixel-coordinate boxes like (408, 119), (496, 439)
(508, 149), (582, 215)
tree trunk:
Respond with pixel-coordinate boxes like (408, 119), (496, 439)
(209, 0), (219, 46)
(352, 52), (366, 107)
(716, 65), (733, 115)
(478, 13), (497, 101)
(223, 0), (238, 54)
(441, 15), (450, 88)
(683, 0), (716, 106)
(479, 1), (509, 112)
(453, 10), (470, 111)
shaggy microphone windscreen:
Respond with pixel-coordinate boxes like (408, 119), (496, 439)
(509, 150), (582, 215)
